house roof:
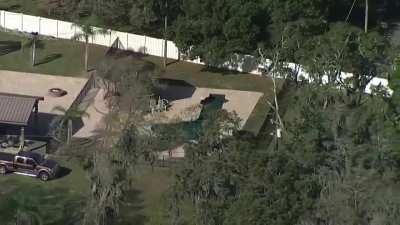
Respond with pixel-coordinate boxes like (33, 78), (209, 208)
(0, 93), (43, 126)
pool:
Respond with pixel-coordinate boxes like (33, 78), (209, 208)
(181, 94), (226, 139)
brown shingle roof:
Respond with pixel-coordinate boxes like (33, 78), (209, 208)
(0, 93), (41, 126)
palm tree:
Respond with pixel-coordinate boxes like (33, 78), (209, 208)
(71, 21), (108, 71)
(21, 32), (41, 66)
(52, 105), (89, 144)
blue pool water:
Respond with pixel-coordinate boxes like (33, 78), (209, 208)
(181, 94), (226, 139)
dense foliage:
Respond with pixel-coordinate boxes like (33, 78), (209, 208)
(1, 0), (400, 225)
(168, 64), (400, 225)
(28, 0), (400, 63)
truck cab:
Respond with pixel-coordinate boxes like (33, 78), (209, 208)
(0, 151), (59, 181)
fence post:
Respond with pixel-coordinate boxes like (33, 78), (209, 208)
(144, 36), (147, 54)
(38, 17), (41, 34)
(3, 11), (6, 31)
(107, 30), (112, 47)
(20, 13), (23, 31)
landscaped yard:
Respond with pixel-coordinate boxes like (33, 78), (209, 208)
(0, 156), (175, 225)
(0, 31), (107, 76)
(0, 157), (89, 224)
(130, 55), (285, 135)
(1, 30), (282, 134)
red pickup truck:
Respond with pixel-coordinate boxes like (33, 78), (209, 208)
(0, 151), (59, 181)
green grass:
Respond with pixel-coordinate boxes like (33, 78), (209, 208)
(0, 156), (176, 225)
(0, 0), (41, 15)
(0, 31), (107, 77)
(0, 156), (89, 225)
(0, 29), (280, 134)
(144, 56), (284, 135)
(118, 166), (173, 225)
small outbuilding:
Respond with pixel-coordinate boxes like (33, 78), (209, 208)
(0, 93), (44, 149)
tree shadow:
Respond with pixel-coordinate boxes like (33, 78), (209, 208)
(56, 166), (72, 179)
(117, 189), (148, 225)
(200, 66), (247, 76)
(35, 53), (62, 66)
(154, 79), (196, 101)
(0, 4), (21, 11)
(109, 49), (146, 60)
(0, 41), (21, 56)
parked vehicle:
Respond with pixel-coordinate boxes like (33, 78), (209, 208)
(0, 151), (59, 181)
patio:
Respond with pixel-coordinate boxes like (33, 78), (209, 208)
(0, 70), (88, 136)
(0, 70), (88, 115)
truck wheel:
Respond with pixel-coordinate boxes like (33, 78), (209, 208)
(39, 172), (50, 181)
(0, 165), (6, 175)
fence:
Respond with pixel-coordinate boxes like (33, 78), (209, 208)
(70, 73), (97, 110)
(0, 10), (393, 94)
(0, 10), (181, 60)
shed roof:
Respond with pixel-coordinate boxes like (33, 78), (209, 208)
(0, 93), (42, 126)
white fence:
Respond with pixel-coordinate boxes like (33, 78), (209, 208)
(0, 10), (393, 94)
(0, 10), (181, 60)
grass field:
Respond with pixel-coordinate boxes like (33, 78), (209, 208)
(0, 156), (176, 225)
(0, 31), (107, 76)
(0, 157), (89, 224)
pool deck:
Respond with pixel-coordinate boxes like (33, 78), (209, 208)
(148, 87), (263, 128)
(0, 70), (88, 115)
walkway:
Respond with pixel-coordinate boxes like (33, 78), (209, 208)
(74, 89), (109, 138)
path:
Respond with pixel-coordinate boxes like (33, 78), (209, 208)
(74, 89), (109, 138)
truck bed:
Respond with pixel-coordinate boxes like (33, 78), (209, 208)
(0, 152), (14, 162)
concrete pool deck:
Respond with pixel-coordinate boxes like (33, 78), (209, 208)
(0, 70), (87, 115)
(148, 87), (264, 128)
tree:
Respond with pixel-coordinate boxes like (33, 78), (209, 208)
(173, 0), (269, 64)
(52, 105), (89, 144)
(22, 32), (42, 66)
(72, 18), (109, 71)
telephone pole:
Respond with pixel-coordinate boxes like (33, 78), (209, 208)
(163, 0), (168, 69)
(364, 0), (369, 33)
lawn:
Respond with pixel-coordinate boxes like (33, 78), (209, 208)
(139, 55), (285, 135)
(0, 0), (42, 16)
(1, 29), (282, 134)
(0, 156), (89, 225)
(0, 31), (107, 77)
(0, 155), (176, 225)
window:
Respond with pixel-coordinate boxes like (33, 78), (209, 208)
(16, 157), (24, 164)
(26, 159), (36, 166)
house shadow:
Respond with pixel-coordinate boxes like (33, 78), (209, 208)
(154, 79), (196, 101)
(1, 112), (84, 138)
(0, 41), (21, 56)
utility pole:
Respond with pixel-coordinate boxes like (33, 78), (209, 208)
(364, 0), (369, 33)
(163, 0), (168, 69)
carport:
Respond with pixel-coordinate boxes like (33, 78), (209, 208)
(0, 93), (44, 149)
